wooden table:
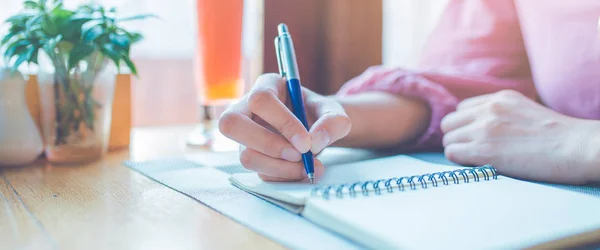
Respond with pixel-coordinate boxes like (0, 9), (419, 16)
(4, 125), (600, 250)
(0, 125), (284, 250)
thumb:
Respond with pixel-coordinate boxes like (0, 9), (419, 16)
(307, 97), (351, 154)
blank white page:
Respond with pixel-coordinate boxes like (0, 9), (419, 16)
(230, 155), (464, 205)
(304, 176), (600, 249)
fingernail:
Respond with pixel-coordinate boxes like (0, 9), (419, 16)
(311, 130), (330, 154)
(291, 134), (311, 153)
(281, 148), (302, 162)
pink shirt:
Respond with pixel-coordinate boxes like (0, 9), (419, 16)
(338, 0), (600, 150)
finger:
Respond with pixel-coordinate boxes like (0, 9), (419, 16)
(247, 75), (311, 153)
(440, 108), (480, 133)
(240, 147), (325, 181)
(306, 92), (351, 154)
(444, 142), (486, 166)
(442, 124), (475, 147)
(219, 112), (302, 162)
(258, 160), (325, 182)
(250, 73), (289, 101)
(456, 93), (494, 111)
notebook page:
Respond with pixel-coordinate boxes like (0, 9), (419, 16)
(303, 176), (600, 249)
(229, 155), (465, 205)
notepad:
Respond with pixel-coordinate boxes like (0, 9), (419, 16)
(229, 155), (600, 249)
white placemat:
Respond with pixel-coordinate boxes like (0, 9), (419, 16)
(125, 149), (600, 249)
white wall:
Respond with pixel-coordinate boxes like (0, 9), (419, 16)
(382, 0), (449, 69)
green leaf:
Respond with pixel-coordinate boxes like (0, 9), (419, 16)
(68, 44), (94, 69)
(117, 14), (158, 22)
(121, 29), (143, 43)
(9, 24), (26, 34)
(41, 34), (62, 56)
(25, 14), (44, 33)
(5, 13), (36, 24)
(40, 0), (48, 9)
(24, 45), (36, 62)
(77, 4), (101, 14)
(41, 23), (56, 36)
(47, 4), (73, 36)
(4, 40), (30, 60)
(101, 44), (120, 68)
(49, 2), (65, 16)
(129, 33), (143, 43)
(61, 18), (89, 42)
(83, 25), (104, 44)
(122, 56), (137, 76)
(11, 45), (35, 73)
(82, 20), (104, 42)
(69, 13), (94, 23)
(49, 6), (74, 28)
(50, 0), (64, 9)
(23, 0), (40, 9)
(30, 47), (39, 64)
(109, 33), (130, 51)
(1, 32), (18, 47)
(116, 28), (143, 44)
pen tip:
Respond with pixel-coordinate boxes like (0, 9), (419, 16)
(309, 178), (314, 184)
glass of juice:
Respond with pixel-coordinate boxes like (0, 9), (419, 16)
(187, 0), (245, 150)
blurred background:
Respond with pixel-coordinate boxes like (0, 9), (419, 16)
(0, 0), (448, 127)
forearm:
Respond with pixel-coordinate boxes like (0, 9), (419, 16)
(329, 91), (431, 149)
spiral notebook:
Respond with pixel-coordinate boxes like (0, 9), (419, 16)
(229, 155), (600, 249)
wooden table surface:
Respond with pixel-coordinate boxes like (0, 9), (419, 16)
(0, 125), (285, 250)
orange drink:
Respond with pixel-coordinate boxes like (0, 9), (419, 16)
(195, 0), (245, 105)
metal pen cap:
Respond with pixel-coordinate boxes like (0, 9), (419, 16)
(274, 23), (300, 80)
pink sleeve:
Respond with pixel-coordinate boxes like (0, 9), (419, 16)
(337, 0), (535, 150)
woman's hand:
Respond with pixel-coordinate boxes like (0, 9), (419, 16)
(441, 90), (600, 184)
(218, 73), (351, 182)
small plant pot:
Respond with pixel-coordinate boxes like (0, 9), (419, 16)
(37, 52), (116, 164)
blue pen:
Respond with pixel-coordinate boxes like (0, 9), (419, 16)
(274, 23), (315, 184)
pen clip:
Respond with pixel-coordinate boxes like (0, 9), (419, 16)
(274, 36), (286, 78)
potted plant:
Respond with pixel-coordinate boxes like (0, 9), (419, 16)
(1, 0), (153, 164)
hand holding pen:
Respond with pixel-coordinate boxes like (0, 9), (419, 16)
(218, 24), (351, 183)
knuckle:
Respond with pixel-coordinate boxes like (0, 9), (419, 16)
(487, 101), (505, 114)
(336, 114), (352, 129)
(256, 73), (283, 84)
(277, 117), (298, 137)
(258, 174), (272, 181)
(325, 113), (352, 133)
(261, 137), (282, 158)
(442, 133), (451, 147)
(480, 119), (497, 135)
(340, 116), (352, 135)
(440, 113), (454, 132)
(474, 144), (494, 163)
(497, 89), (520, 99)
(284, 164), (305, 180)
(248, 89), (277, 111)
(218, 112), (239, 136)
(239, 148), (254, 169)
(444, 145), (459, 163)
(480, 118), (506, 136)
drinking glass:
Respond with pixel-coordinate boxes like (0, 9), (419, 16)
(187, 0), (245, 150)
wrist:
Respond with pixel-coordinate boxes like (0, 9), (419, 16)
(326, 92), (430, 149)
(573, 120), (600, 184)
(586, 122), (600, 183)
